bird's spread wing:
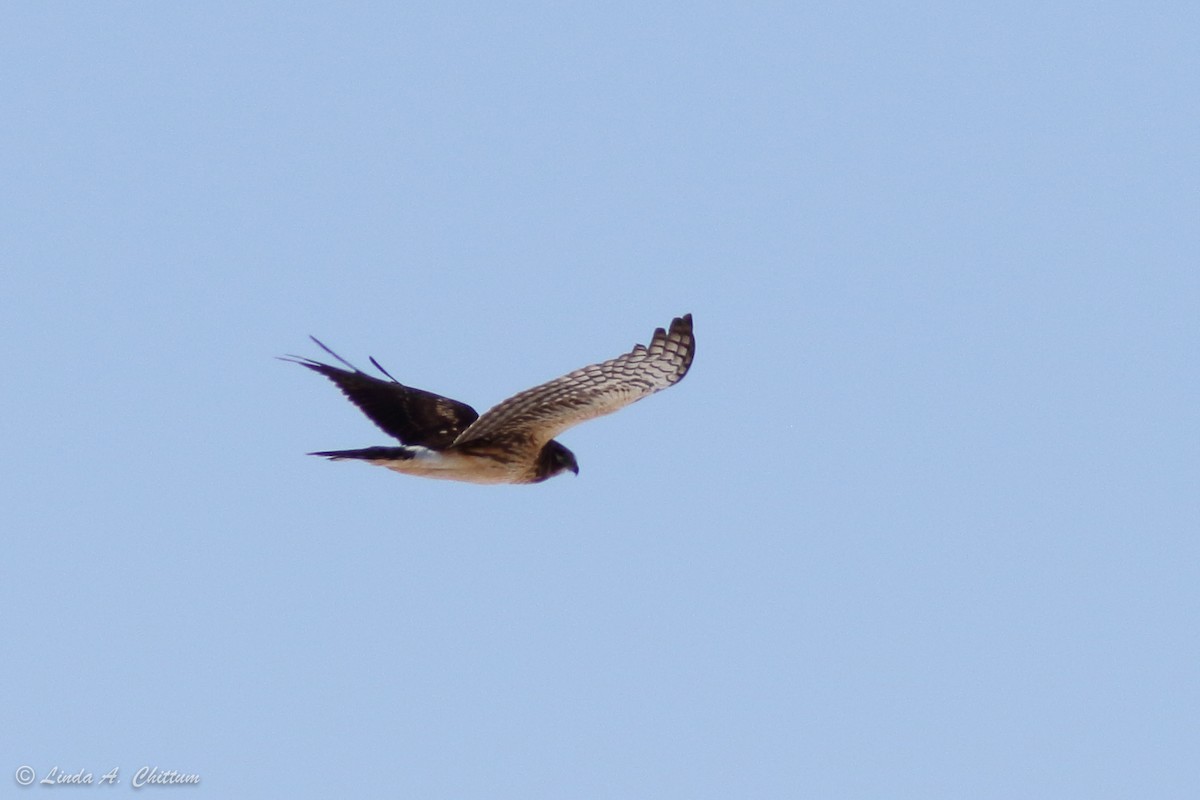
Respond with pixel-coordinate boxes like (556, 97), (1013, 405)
(281, 337), (478, 450)
(454, 314), (694, 448)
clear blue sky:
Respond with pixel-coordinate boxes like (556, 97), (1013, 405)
(2, 3), (1197, 798)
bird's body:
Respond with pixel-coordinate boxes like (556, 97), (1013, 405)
(283, 314), (695, 484)
(307, 440), (573, 485)
(310, 445), (528, 484)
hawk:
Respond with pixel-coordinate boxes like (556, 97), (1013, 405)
(282, 314), (695, 484)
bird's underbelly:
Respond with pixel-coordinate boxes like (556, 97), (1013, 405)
(372, 448), (531, 485)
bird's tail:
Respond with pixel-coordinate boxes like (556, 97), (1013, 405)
(308, 446), (417, 462)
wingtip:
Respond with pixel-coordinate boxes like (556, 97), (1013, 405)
(307, 336), (362, 372)
(368, 355), (403, 384)
(667, 313), (695, 377)
(278, 353), (323, 370)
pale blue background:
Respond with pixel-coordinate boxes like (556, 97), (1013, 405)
(2, 3), (1197, 798)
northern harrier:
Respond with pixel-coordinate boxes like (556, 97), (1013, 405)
(282, 314), (695, 484)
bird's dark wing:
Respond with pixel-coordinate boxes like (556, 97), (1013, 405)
(454, 314), (694, 449)
(281, 337), (478, 450)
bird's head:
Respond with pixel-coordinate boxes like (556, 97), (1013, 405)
(535, 440), (579, 482)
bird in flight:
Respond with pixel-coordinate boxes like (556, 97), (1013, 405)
(282, 314), (695, 484)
